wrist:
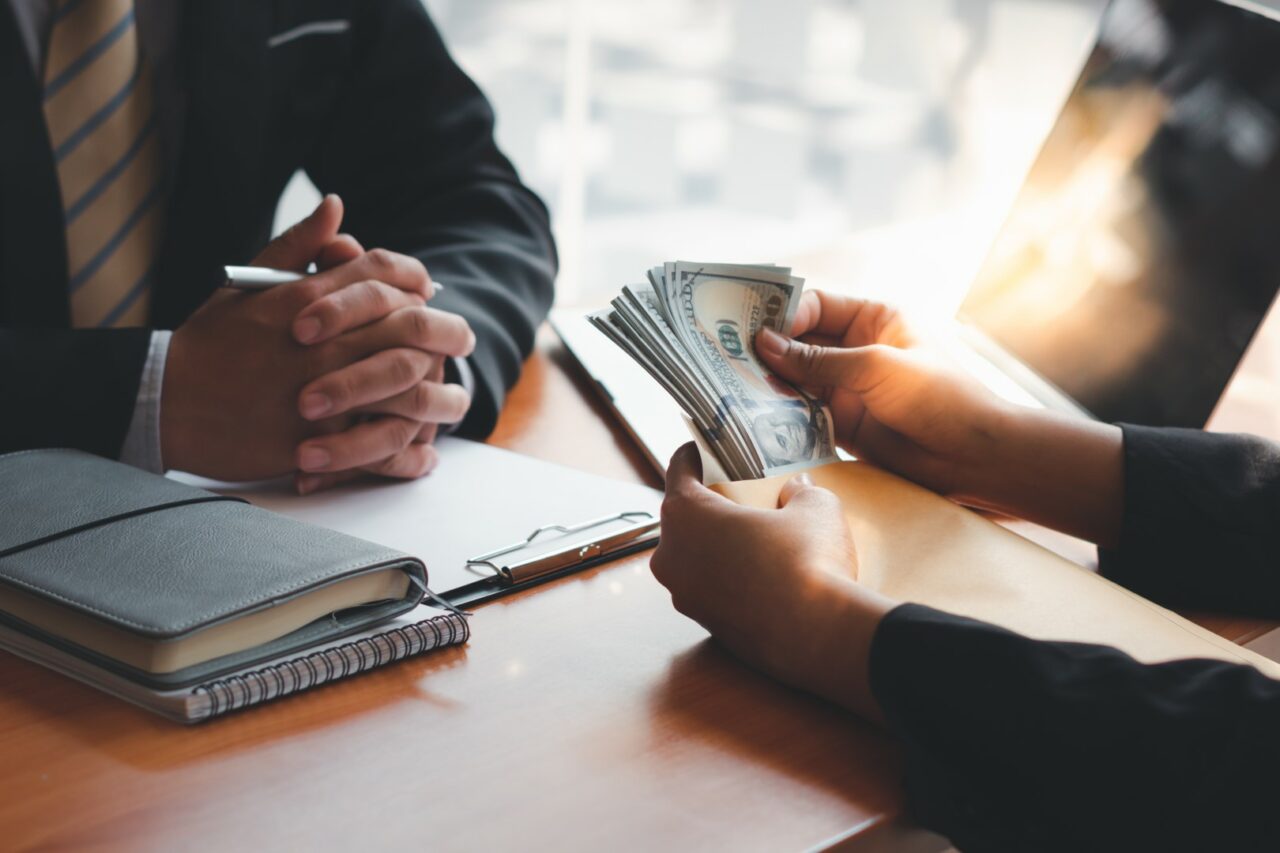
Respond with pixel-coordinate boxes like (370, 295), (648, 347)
(811, 573), (896, 723)
(947, 399), (1034, 509)
(954, 404), (1125, 545)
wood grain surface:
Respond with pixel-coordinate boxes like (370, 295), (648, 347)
(0, 324), (1273, 851)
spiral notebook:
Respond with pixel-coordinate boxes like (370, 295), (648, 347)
(0, 601), (467, 723)
(0, 448), (471, 724)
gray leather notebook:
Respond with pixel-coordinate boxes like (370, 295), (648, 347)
(0, 449), (463, 716)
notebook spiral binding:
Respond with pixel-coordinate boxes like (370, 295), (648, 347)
(189, 611), (469, 722)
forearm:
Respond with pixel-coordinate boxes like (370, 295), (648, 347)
(870, 604), (1280, 850)
(953, 404), (1124, 548)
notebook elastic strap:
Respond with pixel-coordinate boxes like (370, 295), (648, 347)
(0, 496), (249, 560)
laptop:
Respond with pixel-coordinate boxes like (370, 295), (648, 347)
(555, 0), (1280, 475)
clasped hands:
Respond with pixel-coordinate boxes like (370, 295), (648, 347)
(162, 195), (474, 493)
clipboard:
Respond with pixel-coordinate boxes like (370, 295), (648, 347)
(453, 510), (659, 607)
(171, 437), (664, 607)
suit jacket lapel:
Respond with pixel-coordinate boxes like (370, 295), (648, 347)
(152, 0), (272, 327)
(0, 2), (70, 326)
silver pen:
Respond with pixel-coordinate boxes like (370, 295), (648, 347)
(222, 265), (445, 291)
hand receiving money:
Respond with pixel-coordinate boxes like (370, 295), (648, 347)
(589, 262), (837, 480)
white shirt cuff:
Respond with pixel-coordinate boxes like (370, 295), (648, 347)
(119, 330), (171, 473)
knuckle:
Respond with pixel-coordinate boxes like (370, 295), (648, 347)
(294, 279), (326, 306)
(324, 373), (355, 408)
(367, 247), (395, 273)
(406, 306), (434, 343)
(450, 315), (475, 349)
(796, 341), (825, 375)
(411, 382), (433, 417)
(418, 444), (440, 474)
(873, 301), (902, 326)
(659, 495), (681, 524)
(409, 449), (435, 478)
(795, 484), (831, 508)
(388, 350), (420, 386)
(360, 279), (393, 312)
(312, 294), (342, 325)
(391, 418), (418, 448)
(648, 551), (668, 583)
(446, 386), (472, 421)
(406, 256), (429, 291)
(366, 455), (399, 476)
(864, 344), (893, 367)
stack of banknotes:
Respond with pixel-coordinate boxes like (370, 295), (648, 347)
(588, 262), (838, 481)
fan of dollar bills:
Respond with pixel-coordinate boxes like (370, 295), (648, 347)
(588, 262), (837, 481)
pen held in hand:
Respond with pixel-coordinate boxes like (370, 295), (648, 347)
(221, 265), (445, 292)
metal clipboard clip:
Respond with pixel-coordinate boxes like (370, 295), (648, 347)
(465, 510), (660, 586)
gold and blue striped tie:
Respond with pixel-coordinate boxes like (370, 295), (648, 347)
(43, 0), (161, 328)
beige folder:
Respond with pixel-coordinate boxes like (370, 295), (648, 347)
(713, 460), (1280, 677)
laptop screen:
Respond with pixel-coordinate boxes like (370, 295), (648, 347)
(958, 0), (1280, 427)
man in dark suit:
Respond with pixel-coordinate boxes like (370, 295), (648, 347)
(0, 0), (557, 490)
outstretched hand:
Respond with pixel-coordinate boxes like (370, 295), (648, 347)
(756, 290), (1125, 546)
(756, 292), (1009, 501)
(650, 443), (894, 721)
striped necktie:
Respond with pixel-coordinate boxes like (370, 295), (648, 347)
(42, 0), (161, 328)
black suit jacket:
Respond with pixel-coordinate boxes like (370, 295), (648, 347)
(870, 425), (1280, 851)
(0, 0), (557, 459)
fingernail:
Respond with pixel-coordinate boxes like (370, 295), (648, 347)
(794, 473), (814, 487)
(294, 316), (321, 343)
(757, 327), (787, 358)
(296, 475), (318, 495)
(300, 393), (332, 419)
(299, 446), (331, 471)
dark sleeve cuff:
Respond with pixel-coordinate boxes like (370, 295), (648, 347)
(1098, 423), (1280, 617)
(0, 328), (151, 458)
(869, 602), (1280, 851)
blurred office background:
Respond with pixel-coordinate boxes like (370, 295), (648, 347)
(276, 0), (1280, 432)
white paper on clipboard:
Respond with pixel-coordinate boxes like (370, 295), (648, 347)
(172, 437), (662, 602)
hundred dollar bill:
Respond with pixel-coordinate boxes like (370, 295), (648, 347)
(590, 260), (837, 481)
(668, 262), (836, 477)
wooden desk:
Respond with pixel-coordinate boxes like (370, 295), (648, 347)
(0, 331), (933, 852)
(0, 328), (1272, 851)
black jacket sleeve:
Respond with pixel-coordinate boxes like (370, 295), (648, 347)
(1099, 424), (1280, 618)
(868, 427), (1280, 850)
(304, 0), (558, 439)
(0, 328), (150, 457)
(870, 604), (1280, 852)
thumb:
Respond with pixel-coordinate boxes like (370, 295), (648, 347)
(252, 194), (344, 271)
(757, 328), (897, 394)
(778, 472), (842, 514)
(664, 442), (707, 497)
